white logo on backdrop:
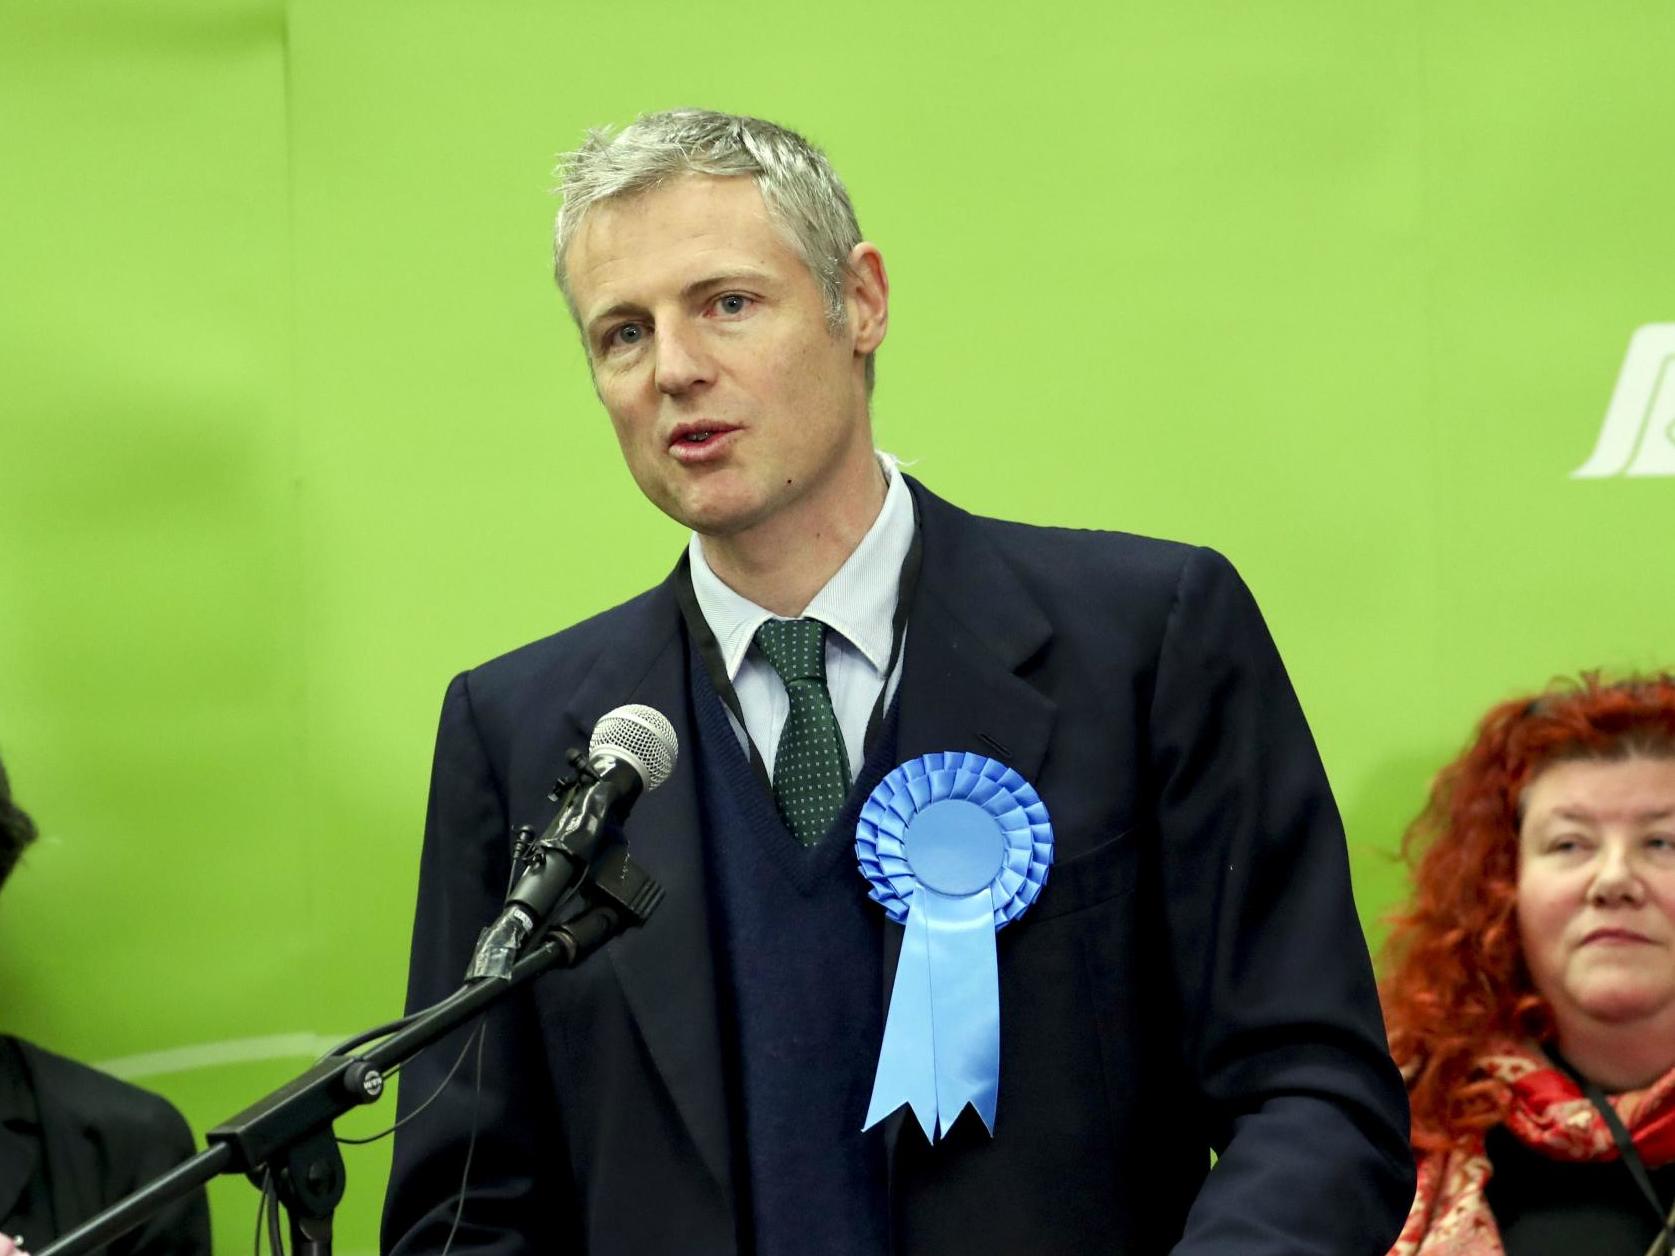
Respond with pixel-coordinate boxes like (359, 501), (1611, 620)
(1572, 323), (1675, 478)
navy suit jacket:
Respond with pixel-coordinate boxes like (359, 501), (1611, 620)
(382, 479), (1415, 1254)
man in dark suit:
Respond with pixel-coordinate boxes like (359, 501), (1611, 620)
(382, 109), (1415, 1254)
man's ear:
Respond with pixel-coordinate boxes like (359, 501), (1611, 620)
(845, 242), (889, 356)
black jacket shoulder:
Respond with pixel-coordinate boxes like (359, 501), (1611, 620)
(2, 1036), (210, 1256)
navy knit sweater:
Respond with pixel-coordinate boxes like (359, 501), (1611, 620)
(690, 647), (897, 1256)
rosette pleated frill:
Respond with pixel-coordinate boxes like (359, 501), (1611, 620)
(855, 752), (1054, 1141)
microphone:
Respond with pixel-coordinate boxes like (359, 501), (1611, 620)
(466, 704), (677, 981)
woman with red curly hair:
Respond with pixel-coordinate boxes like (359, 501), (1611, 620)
(1383, 675), (1675, 1255)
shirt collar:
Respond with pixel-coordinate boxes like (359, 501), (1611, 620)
(686, 452), (914, 681)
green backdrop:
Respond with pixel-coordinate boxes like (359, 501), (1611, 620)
(2, 2), (1672, 1250)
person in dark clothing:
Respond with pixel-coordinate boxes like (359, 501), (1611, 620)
(0, 751), (211, 1256)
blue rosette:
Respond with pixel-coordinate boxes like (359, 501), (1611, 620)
(856, 751), (1053, 1141)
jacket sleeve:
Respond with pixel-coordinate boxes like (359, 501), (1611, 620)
(381, 671), (578, 1255)
(1149, 548), (1415, 1255)
(118, 1098), (210, 1256)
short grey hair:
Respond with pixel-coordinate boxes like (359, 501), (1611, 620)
(554, 109), (873, 382)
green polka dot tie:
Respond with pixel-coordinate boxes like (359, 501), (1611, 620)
(754, 617), (852, 846)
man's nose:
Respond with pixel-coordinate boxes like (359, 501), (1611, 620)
(1588, 840), (1647, 906)
(654, 320), (713, 396)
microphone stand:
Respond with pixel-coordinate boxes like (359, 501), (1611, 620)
(36, 846), (664, 1256)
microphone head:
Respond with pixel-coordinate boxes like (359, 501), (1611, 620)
(589, 704), (679, 791)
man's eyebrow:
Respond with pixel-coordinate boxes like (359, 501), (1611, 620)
(584, 300), (646, 337)
(583, 270), (775, 336)
(682, 268), (773, 296)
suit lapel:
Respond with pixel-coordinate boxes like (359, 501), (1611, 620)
(558, 580), (736, 1206)
(894, 481), (1055, 779)
(880, 481), (1058, 1161)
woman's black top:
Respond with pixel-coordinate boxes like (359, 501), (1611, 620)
(1486, 1124), (1675, 1255)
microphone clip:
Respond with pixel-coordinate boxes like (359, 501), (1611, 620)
(532, 749), (622, 866)
(546, 747), (586, 802)
(465, 845), (663, 982)
(509, 823), (538, 871)
(465, 750), (654, 983)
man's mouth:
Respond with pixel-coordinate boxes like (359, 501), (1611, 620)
(668, 423), (738, 449)
(667, 424), (740, 461)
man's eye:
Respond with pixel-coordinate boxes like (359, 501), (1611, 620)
(606, 323), (646, 351)
(715, 293), (752, 316)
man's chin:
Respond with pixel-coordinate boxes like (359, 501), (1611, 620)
(656, 489), (770, 540)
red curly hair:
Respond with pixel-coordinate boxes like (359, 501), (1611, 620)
(1380, 673), (1675, 1154)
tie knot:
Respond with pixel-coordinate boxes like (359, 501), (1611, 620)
(754, 617), (828, 685)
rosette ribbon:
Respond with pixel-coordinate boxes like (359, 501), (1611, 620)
(856, 751), (1053, 1141)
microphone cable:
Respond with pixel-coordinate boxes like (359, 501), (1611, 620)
(252, 1168), (283, 1256)
(272, 842), (523, 1251)
(333, 1020), (484, 1147)
(436, 1026), (487, 1256)
(244, 1020), (489, 1254)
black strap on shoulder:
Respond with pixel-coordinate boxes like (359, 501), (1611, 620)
(674, 550), (772, 793)
(673, 493), (922, 796)
(1575, 1070), (1675, 1251)
(864, 500), (922, 755)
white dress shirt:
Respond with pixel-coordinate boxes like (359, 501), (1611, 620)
(686, 454), (914, 783)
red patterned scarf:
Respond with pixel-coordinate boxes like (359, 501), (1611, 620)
(1392, 1043), (1675, 1255)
